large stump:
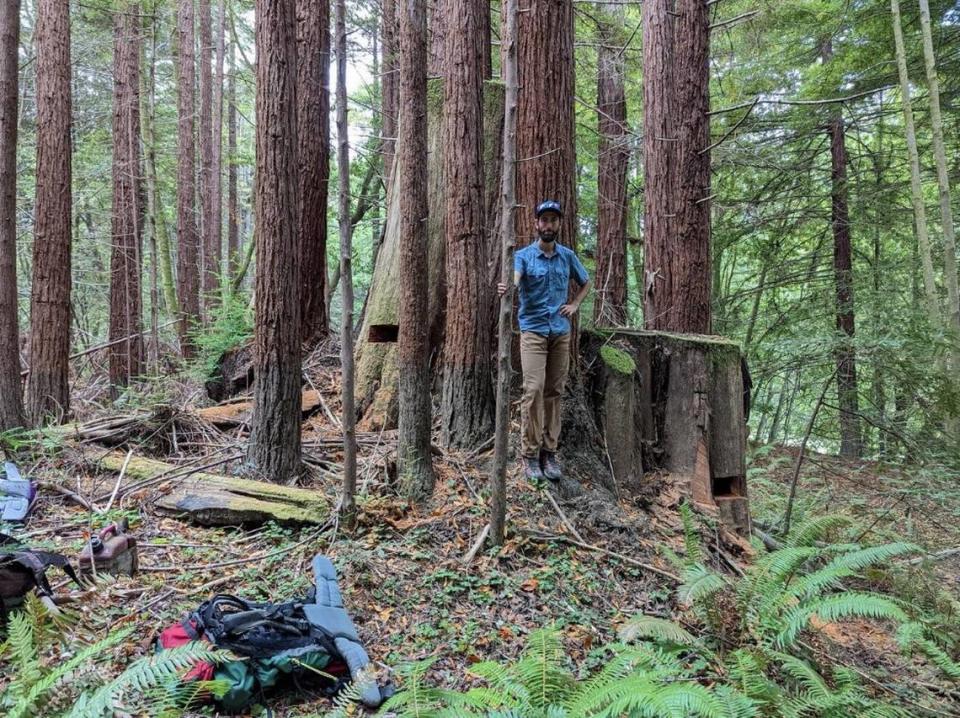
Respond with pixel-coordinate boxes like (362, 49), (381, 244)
(575, 330), (751, 535)
(354, 81), (505, 430)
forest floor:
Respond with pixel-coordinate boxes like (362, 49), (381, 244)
(3, 347), (960, 716)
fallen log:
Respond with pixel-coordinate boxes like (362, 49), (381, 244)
(97, 452), (329, 526)
(195, 389), (323, 428)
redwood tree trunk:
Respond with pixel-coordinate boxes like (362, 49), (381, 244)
(642, 0), (711, 334)
(246, 0), (302, 482)
(176, 0), (201, 355)
(0, 0), (23, 431)
(297, 0), (330, 344)
(211, 0), (225, 297)
(829, 114), (861, 457)
(440, 0), (494, 448)
(594, 2), (628, 327)
(109, 3), (144, 391)
(27, 0), (72, 424)
(515, 0), (576, 248)
(382, 0), (399, 197)
(199, 0), (218, 318)
(398, 0), (435, 499)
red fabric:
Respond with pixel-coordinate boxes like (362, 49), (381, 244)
(159, 620), (215, 681)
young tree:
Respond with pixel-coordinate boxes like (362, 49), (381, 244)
(594, 1), (628, 327)
(336, 0), (357, 526)
(297, 0), (330, 344)
(398, 0), (435, 500)
(246, 0), (303, 482)
(227, 28), (239, 277)
(27, 0), (72, 424)
(199, 0), (219, 318)
(176, 0), (201, 355)
(492, 0), (519, 547)
(440, 0), (494, 449)
(0, 0), (23, 431)
(108, 2), (144, 391)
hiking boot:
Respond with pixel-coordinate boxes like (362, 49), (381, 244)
(540, 451), (562, 481)
(522, 455), (544, 482)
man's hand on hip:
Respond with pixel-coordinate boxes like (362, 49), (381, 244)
(559, 302), (580, 317)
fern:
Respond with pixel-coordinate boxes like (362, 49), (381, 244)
(784, 515), (851, 548)
(775, 593), (908, 649)
(678, 563), (727, 605)
(618, 615), (698, 647)
(897, 622), (960, 681)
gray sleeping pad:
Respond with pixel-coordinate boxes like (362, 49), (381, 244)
(305, 555), (382, 708)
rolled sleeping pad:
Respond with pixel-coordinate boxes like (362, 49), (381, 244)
(308, 555), (382, 708)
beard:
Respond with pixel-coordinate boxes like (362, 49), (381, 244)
(538, 230), (558, 243)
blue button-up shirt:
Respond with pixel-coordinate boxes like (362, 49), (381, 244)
(514, 242), (590, 335)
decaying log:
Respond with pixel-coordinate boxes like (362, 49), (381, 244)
(195, 389), (323, 428)
(97, 452), (329, 526)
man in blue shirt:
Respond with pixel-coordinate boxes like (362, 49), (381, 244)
(498, 200), (591, 481)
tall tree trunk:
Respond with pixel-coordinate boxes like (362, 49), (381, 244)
(644, 0), (711, 333)
(109, 2), (144, 391)
(917, 0), (960, 403)
(492, 0), (519, 547)
(594, 2), (628, 327)
(27, 0), (72, 424)
(0, 0), (23, 431)
(142, 9), (178, 322)
(515, 0), (576, 250)
(199, 0), (218, 319)
(212, 0), (225, 301)
(440, 0), (494, 449)
(246, 0), (302, 482)
(891, 0), (940, 328)
(641, 0), (675, 330)
(176, 0), (201, 355)
(336, 0), (357, 526)
(227, 28), (239, 277)
(398, 0), (435, 500)
(382, 0), (398, 198)
(828, 117), (860, 458)
(297, 0), (330, 344)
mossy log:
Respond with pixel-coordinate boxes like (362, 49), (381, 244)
(577, 330), (751, 534)
(97, 452), (329, 526)
(354, 82), (505, 430)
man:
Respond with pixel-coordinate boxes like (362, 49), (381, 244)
(498, 200), (591, 481)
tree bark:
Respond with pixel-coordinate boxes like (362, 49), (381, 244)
(27, 0), (72, 424)
(297, 0), (330, 344)
(0, 0), (23, 431)
(891, 0), (940, 328)
(492, 0), (519, 547)
(176, 0), (201, 355)
(398, 0), (435, 500)
(246, 0), (303, 482)
(212, 0), (225, 299)
(515, 0), (576, 250)
(440, 0), (495, 449)
(336, 0), (357, 527)
(594, 2), (628, 327)
(227, 26), (239, 278)
(199, 0), (218, 319)
(382, 0), (399, 198)
(828, 113), (861, 458)
(109, 3), (144, 391)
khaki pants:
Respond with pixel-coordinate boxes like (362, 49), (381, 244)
(520, 332), (570, 458)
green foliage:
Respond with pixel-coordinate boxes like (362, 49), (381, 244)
(191, 293), (254, 377)
(0, 595), (230, 718)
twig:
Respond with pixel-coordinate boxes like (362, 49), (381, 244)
(524, 530), (680, 582)
(903, 547), (960, 565)
(543, 488), (587, 544)
(463, 523), (491, 565)
(102, 449), (133, 514)
(37, 481), (92, 511)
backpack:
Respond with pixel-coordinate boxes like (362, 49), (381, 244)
(0, 533), (80, 620)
